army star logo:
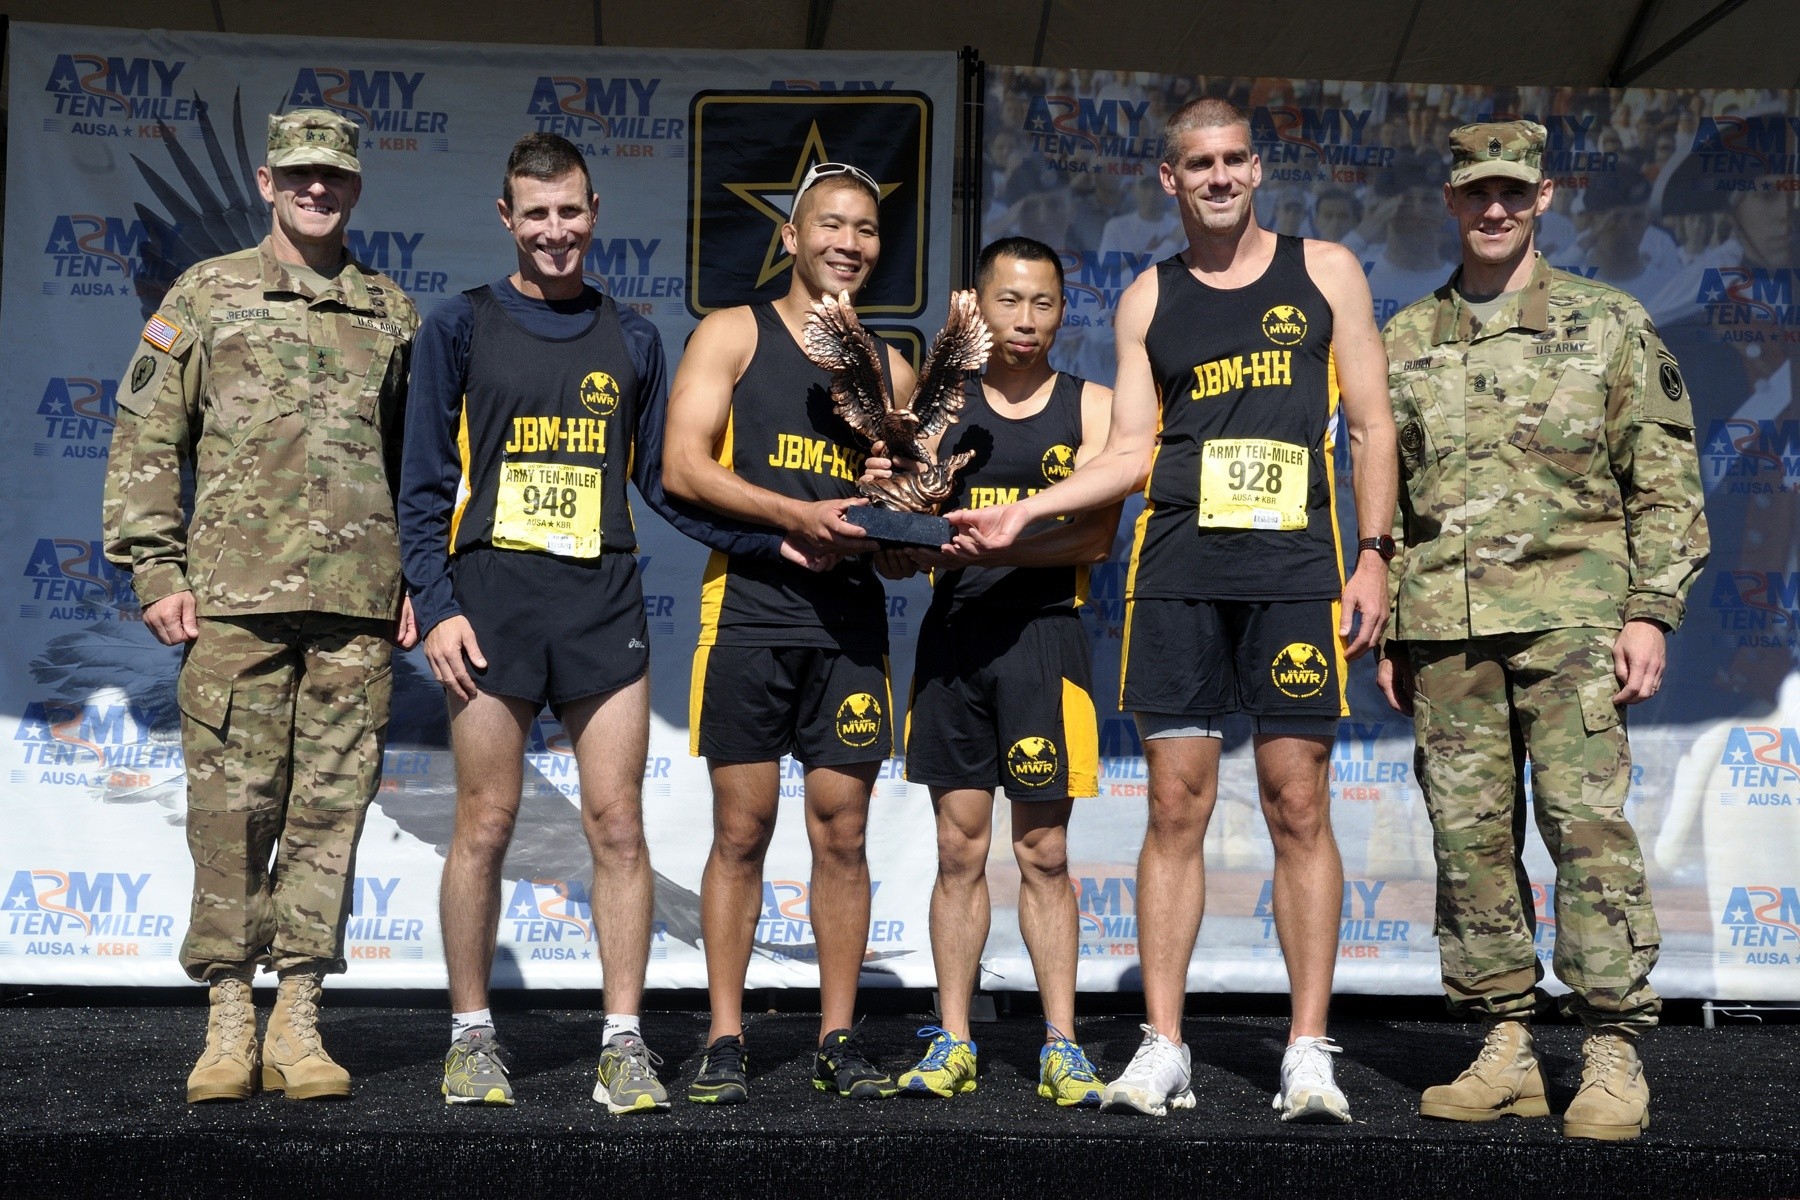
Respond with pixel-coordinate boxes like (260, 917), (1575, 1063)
(688, 91), (932, 317)
(722, 122), (902, 290)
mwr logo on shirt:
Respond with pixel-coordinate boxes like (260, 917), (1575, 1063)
(1271, 642), (1330, 698)
(1042, 443), (1076, 483)
(580, 371), (620, 416)
(1006, 736), (1059, 788)
(834, 692), (883, 747)
(1261, 305), (1308, 346)
(687, 91), (931, 317)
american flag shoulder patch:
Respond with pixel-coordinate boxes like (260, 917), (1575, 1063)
(141, 314), (183, 353)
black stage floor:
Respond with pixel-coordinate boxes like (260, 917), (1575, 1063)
(3, 993), (1796, 1200)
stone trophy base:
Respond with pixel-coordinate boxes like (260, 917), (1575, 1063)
(845, 504), (952, 547)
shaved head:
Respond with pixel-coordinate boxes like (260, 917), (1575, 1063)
(1162, 97), (1251, 165)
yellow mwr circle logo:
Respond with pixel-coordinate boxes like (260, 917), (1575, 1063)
(1006, 735), (1059, 787)
(1261, 305), (1307, 346)
(1041, 443), (1076, 483)
(580, 371), (620, 416)
(834, 693), (883, 747)
(1270, 642), (1329, 699)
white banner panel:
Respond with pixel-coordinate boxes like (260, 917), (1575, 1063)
(0, 21), (956, 988)
(978, 67), (1800, 1001)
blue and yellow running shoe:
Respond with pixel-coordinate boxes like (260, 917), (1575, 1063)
(1038, 1028), (1103, 1108)
(897, 1026), (978, 1097)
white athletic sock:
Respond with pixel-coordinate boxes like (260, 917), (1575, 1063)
(452, 1008), (495, 1045)
(602, 1013), (642, 1044)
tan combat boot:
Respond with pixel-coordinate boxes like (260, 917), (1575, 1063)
(1419, 1020), (1549, 1121)
(1563, 1033), (1650, 1140)
(262, 970), (351, 1100)
(187, 972), (258, 1102)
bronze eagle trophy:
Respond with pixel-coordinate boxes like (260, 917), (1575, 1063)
(801, 289), (992, 545)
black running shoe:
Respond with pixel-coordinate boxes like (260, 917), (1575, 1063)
(687, 1033), (749, 1104)
(813, 1028), (897, 1099)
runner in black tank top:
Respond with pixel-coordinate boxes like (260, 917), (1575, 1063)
(1130, 234), (1343, 601)
(400, 140), (686, 1110)
(933, 105), (1397, 1124)
(662, 164), (918, 1100)
(890, 239), (1117, 1106)
(929, 370), (1090, 618)
(700, 302), (887, 650)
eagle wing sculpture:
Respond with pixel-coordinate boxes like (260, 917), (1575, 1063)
(802, 291), (893, 445)
(910, 289), (992, 444)
(802, 290), (992, 512)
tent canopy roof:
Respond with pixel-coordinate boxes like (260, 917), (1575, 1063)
(4, 0), (1795, 89)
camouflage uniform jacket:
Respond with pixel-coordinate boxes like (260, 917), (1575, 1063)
(103, 237), (419, 620)
(1382, 253), (1708, 642)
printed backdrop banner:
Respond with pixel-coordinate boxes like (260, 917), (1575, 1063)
(978, 68), (1800, 1001)
(5, 23), (1797, 1003)
(0, 22), (956, 989)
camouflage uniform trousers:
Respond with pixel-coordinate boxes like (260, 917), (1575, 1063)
(176, 612), (394, 982)
(1406, 626), (1662, 1034)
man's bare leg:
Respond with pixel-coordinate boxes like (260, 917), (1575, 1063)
(1013, 797), (1078, 1040)
(562, 676), (653, 1017)
(1138, 735), (1221, 1043)
(804, 761), (880, 1040)
(700, 760), (779, 1044)
(1253, 733), (1340, 1041)
(440, 691), (535, 1013)
(925, 787), (996, 1042)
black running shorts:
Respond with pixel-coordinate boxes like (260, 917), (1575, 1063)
(905, 610), (1098, 802)
(1120, 596), (1347, 720)
(450, 547), (648, 709)
(690, 644), (892, 765)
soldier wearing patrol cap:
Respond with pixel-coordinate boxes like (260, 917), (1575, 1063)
(102, 108), (419, 1103)
(1377, 120), (1709, 1140)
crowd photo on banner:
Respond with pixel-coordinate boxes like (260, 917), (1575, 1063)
(1, 19), (1797, 1136)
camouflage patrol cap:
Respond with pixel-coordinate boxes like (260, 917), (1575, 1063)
(1448, 120), (1545, 187)
(266, 108), (361, 173)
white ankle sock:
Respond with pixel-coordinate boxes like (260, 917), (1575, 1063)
(452, 1009), (494, 1045)
(602, 1014), (642, 1044)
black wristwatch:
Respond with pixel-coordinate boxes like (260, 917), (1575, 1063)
(1357, 535), (1397, 561)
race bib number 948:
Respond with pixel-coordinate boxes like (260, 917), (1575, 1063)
(1198, 438), (1308, 531)
(493, 461), (602, 557)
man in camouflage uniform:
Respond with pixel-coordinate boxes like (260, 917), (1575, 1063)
(102, 109), (419, 1103)
(1377, 121), (1708, 1141)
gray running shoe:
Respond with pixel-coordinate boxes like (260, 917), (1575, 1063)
(442, 1028), (514, 1106)
(594, 1033), (670, 1114)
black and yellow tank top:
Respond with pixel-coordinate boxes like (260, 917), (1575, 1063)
(700, 303), (887, 651)
(453, 284), (640, 558)
(929, 371), (1088, 618)
(1130, 235), (1343, 601)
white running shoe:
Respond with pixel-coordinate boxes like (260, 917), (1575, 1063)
(1100, 1024), (1196, 1116)
(1273, 1035), (1351, 1123)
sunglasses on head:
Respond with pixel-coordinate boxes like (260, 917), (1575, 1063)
(793, 161), (880, 209)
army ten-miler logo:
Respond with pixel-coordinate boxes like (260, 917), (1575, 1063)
(687, 91), (931, 317)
